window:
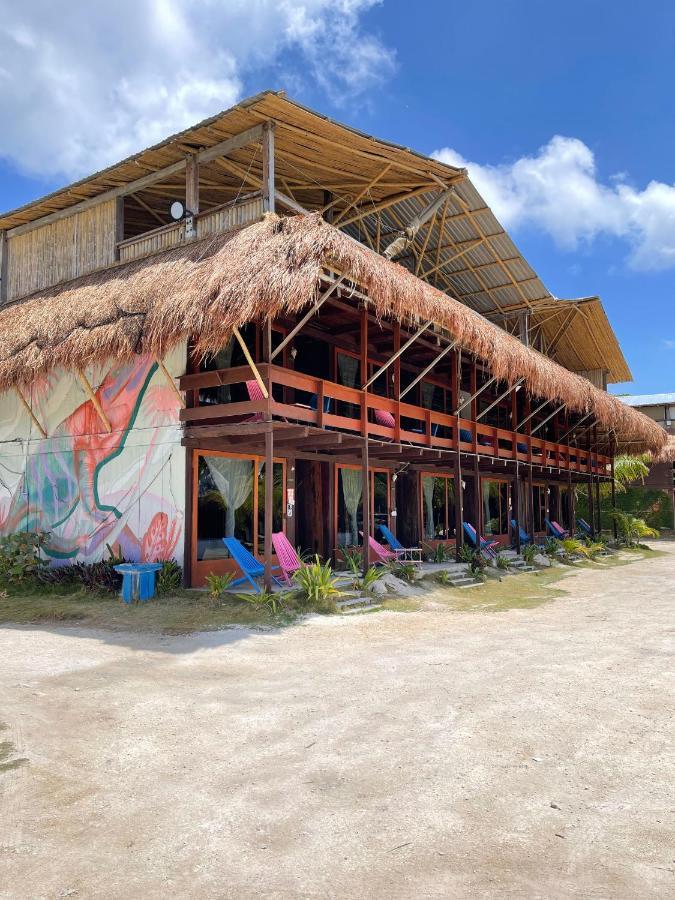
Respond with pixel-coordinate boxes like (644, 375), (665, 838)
(197, 323), (256, 406)
(336, 351), (361, 420)
(421, 474), (456, 540)
(482, 480), (509, 536)
(560, 486), (571, 530)
(532, 484), (546, 533)
(337, 466), (390, 547)
(196, 453), (284, 562)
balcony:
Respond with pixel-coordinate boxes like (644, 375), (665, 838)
(117, 192), (264, 263)
(178, 363), (611, 474)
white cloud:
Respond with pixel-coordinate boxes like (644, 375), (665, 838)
(663, 339), (675, 350)
(0, 0), (394, 178)
(433, 137), (675, 272)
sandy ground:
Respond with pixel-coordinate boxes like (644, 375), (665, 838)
(1, 547), (673, 900)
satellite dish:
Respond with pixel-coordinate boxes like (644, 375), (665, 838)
(169, 200), (185, 221)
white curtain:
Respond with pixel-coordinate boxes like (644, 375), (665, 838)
(341, 468), (363, 546)
(338, 353), (359, 387)
(205, 457), (252, 537)
(422, 476), (435, 539)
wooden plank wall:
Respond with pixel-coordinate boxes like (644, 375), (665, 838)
(6, 200), (117, 301)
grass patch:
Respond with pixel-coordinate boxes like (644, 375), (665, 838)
(0, 583), (294, 634)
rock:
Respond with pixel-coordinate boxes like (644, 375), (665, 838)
(550, 802), (561, 810)
(533, 554), (552, 567)
(370, 580), (388, 596)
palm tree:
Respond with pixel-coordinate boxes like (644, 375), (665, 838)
(600, 454), (650, 497)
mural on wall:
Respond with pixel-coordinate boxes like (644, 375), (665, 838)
(0, 346), (186, 565)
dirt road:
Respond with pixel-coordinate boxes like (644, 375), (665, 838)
(1, 547), (673, 899)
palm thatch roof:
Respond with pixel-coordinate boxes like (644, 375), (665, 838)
(652, 434), (675, 463)
(0, 213), (665, 454)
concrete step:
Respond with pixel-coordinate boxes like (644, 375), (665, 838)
(448, 576), (483, 589)
(341, 603), (382, 615)
(336, 596), (373, 609)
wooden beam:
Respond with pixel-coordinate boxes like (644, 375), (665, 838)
(185, 153), (200, 215)
(7, 124), (265, 238)
(14, 387), (47, 438)
(232, 327), (269, 400)
(362, 320), (433, 389)
(333, 163), (392, 227)
(264, 428), (274, 590)
(262, 122), (275, 214)
(77, 370), (112, 433)
(338, 184), (438, 229)
(399, 339), (458, 400)
(270, 275), (347, 361)
(155, 357), (185, 408)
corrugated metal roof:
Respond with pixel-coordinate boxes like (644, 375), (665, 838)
(620, 393), (675, 407)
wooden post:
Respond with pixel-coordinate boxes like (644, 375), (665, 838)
(595, 473), (601, 537)
(527, 463), (534, 540)
(114, 199), (124, 261)
(0, 230), (8, 305)
(393, 322), (401, 446)
(183, 447), (194, 587)
(570, 472), (576, 538)
(264, 428), (274, 591)
(186, 153), (200, 215)
(474, 454), (481, 536)
(323, 190), (334, 224)
(360, 305), (368, 438)
(454, 456), (464, 562)
(361, 441), (370, 577)
(262, 122), (275, 214)
(610, 456), (617, 540)
(513, 459), (521, 553)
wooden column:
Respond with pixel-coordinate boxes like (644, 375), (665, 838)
(264, 428), (274, 591)
(570, 473), (576, 537)
(183, 447), (194, 587)
(114, 199), (124, 261)
(361, 440), (370, 576)
(474, 454), (481, 536)
(454, 457), (463, 562)
(470, 359), (478, 453)
(262, 122), (275, 214)
(513, 459), (521, 553)
(285, 457), (296, 548)
(527, 463), (534, 539)
(393, 322), (401, 449)
(610, 456), (617, 540)
(186, 153), (200, 215)
(360, 305), (368, 438)
(0, 230), (8, 305)
(595, 473), (601, 537)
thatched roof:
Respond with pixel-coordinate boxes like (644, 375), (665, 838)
(0, 213), (665, 454)
(652, 434), (675, 463)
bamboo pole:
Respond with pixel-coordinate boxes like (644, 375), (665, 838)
(233, 327), (269, 399)
(15, 387), (47, 438)
(77, 370), (112, 433)
(155, 357), (185, 408)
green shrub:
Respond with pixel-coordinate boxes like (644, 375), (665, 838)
(544, 538), (561, 558)
(423, 542), (448, 563)
(352, 565), (385, 593)
(156, 560), (183, 594)
(387, 561), (417, 583)
(521, 544), (538, 565)
(341, 547), (363, 574)
(495, 553), (510, 570)
(205, 572), (235, 603)
(239, 589), (287, 616)
(292, 556), (342, 610)
(611, 510), (660, 546)
(0, 531), (49, 583)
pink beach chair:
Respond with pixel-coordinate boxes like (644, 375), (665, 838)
(368, 535), (397, 565)
(374, 409), (396, 429)
(245, 379), (265, 423)
(271, 532), (302, 584)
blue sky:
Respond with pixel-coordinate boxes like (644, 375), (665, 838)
(1, 0), (673, 393)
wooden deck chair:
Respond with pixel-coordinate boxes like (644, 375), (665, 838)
(511, 519), (532, 545)
(545, 518), (567, 539)
(463, 522), (499, 560)
(374, 409), (396, 429)
(271, 532), (302, 585)
(368, 535), (397, 565)
(577, 517), (593, 536)
(378, 524), (422, 563)
(245, 380), (266, 423)
(222, 537), (284, 592)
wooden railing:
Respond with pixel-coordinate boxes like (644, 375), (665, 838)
(179, 364), (611, 474)
(118, 193), (264, 263)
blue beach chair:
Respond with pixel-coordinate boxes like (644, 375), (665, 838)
(378, 524), (423, 563)
(511, 519), (532, 545)
(222, 537), (284, 592)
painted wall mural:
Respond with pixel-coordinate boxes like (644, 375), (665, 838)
(0, 344), (186, 565)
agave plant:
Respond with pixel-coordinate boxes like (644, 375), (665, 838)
(352, 565), (385, 593)
(205, 572), (234, 603)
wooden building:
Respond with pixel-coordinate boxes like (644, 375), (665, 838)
(0, 92), (666, 586)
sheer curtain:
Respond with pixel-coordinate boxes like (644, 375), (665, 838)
(338, 353), (359, 387)
(205, 457), (252, 537)
(421, 382), (434, 409)
(422, 475), (435, 539)
(341, 468), (362, 546)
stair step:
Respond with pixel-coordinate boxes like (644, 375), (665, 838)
(341, 603), (382, 615)
(337, 596), (374, 609)
(449, 577), (482, 589)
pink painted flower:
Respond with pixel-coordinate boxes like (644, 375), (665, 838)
(141, 512), (181, 562)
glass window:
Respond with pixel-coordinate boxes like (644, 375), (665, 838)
(336, 352), (361, 420)
(338, 467), (363, 547)
(421, 474), (456, 540)
(197, 456), (254, 560)
(373, 472), (389, 533)
(532, 484), (546, 533)
(560, 486), (571, 530)
(482, 480), (509, 536)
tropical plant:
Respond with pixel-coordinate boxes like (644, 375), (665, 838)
(341, 547), (363, 574)
(600, 454), (650, 496)
(458, 544), (475, 565)
(387, 561), (417, 583)
(544, 537), (562, 558)
(495, 553), (510, 570)
(521, 543), (538, 565)
(239, 588), (287, 616)
(423, 542), (448, 563)
(0, 531), (49, 583)
(353, 565), (385, 593)
(292, 556), (342, 608)
(560, 538), (591, 560)
(156, 559), (182, 595)
(205, 572), (235, 603)
(435, 570), (452, 585)
(611, 510), (659, 546)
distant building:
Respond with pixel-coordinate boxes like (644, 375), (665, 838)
(620, 393), (674, 528)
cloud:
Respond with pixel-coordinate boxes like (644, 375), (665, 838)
(663, 339), (675, 350)
(0, 0), (394, 179)
(433, 137), (675, 272)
